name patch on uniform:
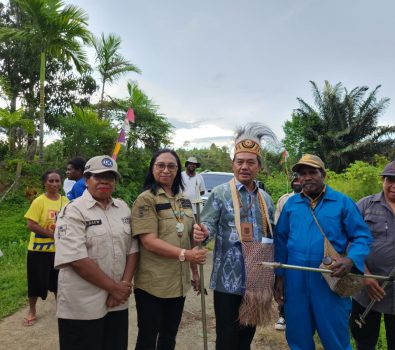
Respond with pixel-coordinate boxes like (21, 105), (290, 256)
(180, 199), (192, 209)
(122, 217), (131, 224)
(155, 203), (171, 212)
(85, 219), (102, 227)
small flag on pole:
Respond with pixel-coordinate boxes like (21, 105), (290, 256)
(126, 107), (135, 122)
(112, 108), (135, 160)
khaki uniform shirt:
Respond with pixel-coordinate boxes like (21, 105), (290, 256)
(54, 190), (139, 320)
(131, 188), (194, 298)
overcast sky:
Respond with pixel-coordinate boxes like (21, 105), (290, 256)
(73, 0), (395, 149)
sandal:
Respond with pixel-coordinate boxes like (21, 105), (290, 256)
(23, 316), (36, 326)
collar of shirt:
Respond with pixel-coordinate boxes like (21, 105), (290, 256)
(82, 190), (117, 209)
(235, 179), (259, 194)
(296, 184), (337, 205)
(156, 186), (184, 200)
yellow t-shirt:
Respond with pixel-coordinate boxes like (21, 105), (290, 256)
(24, 194), (69, 252)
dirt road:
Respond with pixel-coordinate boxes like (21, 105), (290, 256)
(0, 252), (288, 349)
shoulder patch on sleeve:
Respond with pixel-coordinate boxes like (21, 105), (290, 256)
(122, 217), (131, 224)
(57, 224), (67, 239)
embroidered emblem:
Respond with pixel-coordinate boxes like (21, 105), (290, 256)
(180, 198), (192, 209)
(57, 225), (67, 239)
(138, 206), (149, 218)
(102, 158), (113, 167)
(122, 217), (131, 224)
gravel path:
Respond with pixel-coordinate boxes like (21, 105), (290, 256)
(0, 252), (289, 349)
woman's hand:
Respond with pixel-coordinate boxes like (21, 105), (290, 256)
(193, 223), (208, 243)
(185, 246), (207, 265)
(108, 281), (132, 304)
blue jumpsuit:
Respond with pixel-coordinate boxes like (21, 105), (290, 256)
(275, 185), (372, 350)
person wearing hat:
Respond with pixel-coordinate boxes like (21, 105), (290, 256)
(181, 156), (206, 216)
(273, 173), (302, 331)
(54, 155), (139, 350)
(274, 154), (372, 350)
(193, 123), (276, 350)
(350, 160), (395, 350)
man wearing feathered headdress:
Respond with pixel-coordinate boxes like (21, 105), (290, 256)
(194, 123), (276, 349)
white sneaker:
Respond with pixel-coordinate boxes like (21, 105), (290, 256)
(275, 317), (286, 331)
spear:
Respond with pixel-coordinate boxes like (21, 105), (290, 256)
(260, 262), (395, 282)
(194, 189), (208, 350)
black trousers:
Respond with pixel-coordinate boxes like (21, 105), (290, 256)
(214, 290), (256, 350)
(134, 288), (186, 350)
(278, 304), (285, 318)
(58, 309), (128, 350)
(350, 299), (395, 350)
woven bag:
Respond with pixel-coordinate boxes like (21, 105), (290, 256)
(229, 179), (276, 326)
(239, 241), (275, 326)
(311, 207), (363, 297)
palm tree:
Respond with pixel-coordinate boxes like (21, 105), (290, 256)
(290, 81), (395, 172)
(93, 33), (141, 118)
(0, 0), (91, 161)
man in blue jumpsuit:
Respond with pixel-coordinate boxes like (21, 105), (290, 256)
(274, 154), (372, 350)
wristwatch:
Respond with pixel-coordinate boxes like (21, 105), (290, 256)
(178, 249), (186, 262)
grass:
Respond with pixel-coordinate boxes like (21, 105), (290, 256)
(0, 197), (30, 319)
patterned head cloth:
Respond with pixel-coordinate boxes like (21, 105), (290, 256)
(234, 123), (277, 157)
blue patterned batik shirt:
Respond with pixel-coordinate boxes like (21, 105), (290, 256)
(201, 179), (275, 295)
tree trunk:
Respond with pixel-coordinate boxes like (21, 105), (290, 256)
(99, 79), (106, 119)
(38, 51), (46, 162)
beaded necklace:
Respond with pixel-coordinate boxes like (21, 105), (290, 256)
(169, 197), (185, 237)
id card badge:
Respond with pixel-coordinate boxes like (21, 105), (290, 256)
(261, 237), (273, 244)
(240, 222), (253, 242)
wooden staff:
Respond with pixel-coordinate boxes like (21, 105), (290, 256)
(194, 190), (208, 350)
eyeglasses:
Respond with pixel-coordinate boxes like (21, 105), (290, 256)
(154, 163), (178, 172)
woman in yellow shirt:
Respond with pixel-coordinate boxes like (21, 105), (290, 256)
(23, 170), (68, 326)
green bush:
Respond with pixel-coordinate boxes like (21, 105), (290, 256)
(0, 199), (30, 319)
(0, 240), (27, 319)
(326, 158), (386, 201)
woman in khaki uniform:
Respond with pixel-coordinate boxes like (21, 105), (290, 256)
(131, 149), (207, 350)
(55, 155), (138, 350)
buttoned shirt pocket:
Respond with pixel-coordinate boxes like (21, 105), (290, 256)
(122, 224), (132, 252)
(157, 209), (175, 240)
(158, 209), (173, 220)
(364, 212), (387, 240)
(86, 226), (109, 259)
